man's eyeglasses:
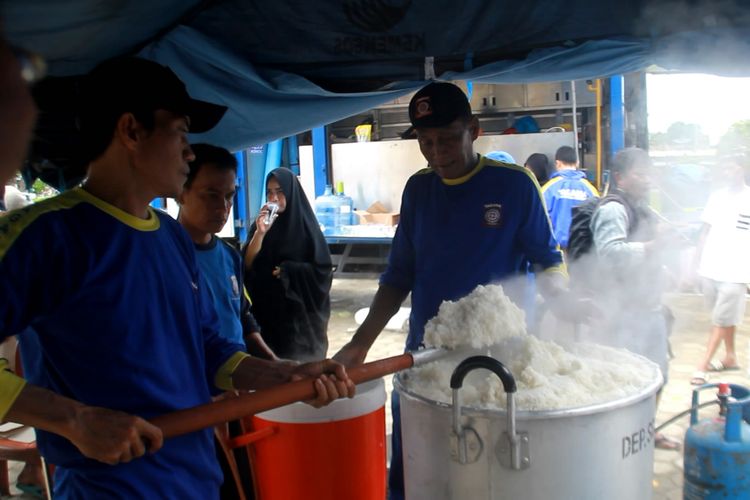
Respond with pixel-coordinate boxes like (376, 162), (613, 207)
(11, 46), (46, 84)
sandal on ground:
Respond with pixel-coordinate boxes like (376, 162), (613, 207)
(691, 371), (709, 385)
(654, 433), (681, 451)
(16, 482), (45, 498)
(708, 360), (741, 372)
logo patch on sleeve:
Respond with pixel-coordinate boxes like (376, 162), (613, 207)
(483, 204), (503, 227)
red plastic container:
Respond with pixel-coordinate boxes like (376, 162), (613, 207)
(248, 378), (386, 500)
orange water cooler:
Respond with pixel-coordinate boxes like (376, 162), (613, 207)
(246, 378), (387, 499)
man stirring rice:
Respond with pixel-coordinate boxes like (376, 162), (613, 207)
(0, 57), (354, 498)
(335, 82), (587, 500)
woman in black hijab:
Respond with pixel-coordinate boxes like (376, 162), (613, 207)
(243, 167), (332, 361)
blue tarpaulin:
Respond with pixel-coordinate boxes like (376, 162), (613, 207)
(139, 26), (419, 151)
(5, 0), (750, 185)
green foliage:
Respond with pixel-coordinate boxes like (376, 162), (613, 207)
(728, 120), (750, 136)
(650, 122), (709, 149)
(649, 131), (667, 148)
(719, 120), (750, 152)
(29, 179), (58, 201)
(665, 122), (709, 147)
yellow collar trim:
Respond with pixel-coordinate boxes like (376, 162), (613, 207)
(74, 187), (160, 231)
(441, 155), (485, 186)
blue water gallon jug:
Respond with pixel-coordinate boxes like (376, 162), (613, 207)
(315, 185), (338, 234)
(335, 181), (354, 226)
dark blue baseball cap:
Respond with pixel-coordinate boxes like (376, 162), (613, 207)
(81, 57), (227, 134)
(408, 82), (472, 128)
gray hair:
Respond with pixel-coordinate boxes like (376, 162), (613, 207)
(611, 148), (650, 186)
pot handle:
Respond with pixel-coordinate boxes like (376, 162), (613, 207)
(449, 356), (516, 393)
(450, 356), (525, 469)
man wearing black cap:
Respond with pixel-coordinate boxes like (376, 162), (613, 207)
(0, 57), (353, 498)
(335, 81), (570, 499)
(0, 33), (37, 185)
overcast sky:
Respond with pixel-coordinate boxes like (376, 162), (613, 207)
(647, 73), (750, 144)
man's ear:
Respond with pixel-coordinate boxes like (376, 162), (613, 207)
(469, 116), (480, 140)
(612, 171), (623, 187)
(114, 113), (141, 151)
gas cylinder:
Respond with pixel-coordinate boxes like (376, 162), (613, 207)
(683, 383), (750, 499)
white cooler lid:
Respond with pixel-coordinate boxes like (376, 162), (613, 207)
(255, 378), (386, 424)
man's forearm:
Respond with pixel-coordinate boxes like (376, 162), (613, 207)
(6, 382), (165, 465)
(692, 224), (710, 270)
(231, 356), (297, 391)
(245, 332), (279, 360)
(536, 267), (568, 301)
(349, 284), (409, 351)
(243, 233), (264, 270)
(5, 383), (84, 440)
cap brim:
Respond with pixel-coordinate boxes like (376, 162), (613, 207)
(400, 126), (416, 139)
(183, 98), (228, 133)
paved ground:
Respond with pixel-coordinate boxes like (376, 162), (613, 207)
(325, 278), (750, 500)
(4, 278), (747, 499)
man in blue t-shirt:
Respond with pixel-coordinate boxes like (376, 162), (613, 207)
(542, 145), (599, 249)
(178, 143), (278, 360)
(334, 82), (585, 500)
(177, 143), (281, 498)
(0, 57), (353, 499)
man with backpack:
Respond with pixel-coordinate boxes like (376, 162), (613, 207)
(571, 147), (680, 450)
(567, 182), (636, 290)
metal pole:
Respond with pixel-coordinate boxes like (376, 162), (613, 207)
(610, 75), (625, 156)
(312, 126), (329, 197)
(233, 151), (248, 243)
(288, 135), (300, 175)
(589, 79), (602, 190)
(246, 145), (268, 221)
(570, 80), (579, 163)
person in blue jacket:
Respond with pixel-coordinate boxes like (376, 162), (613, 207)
(334, 82), (588, 500)
(542, 145), (599, 249)
(0, 57), (354, 499)
(486, 150), (515, 164)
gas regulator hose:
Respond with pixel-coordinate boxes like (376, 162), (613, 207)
(655, 400), (718, 433)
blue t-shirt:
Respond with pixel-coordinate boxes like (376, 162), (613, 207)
(542, 169), (599, 248)
(0, 188), (244, 499)
(195, 237), (247, 348)
(381, 156), (564, 350)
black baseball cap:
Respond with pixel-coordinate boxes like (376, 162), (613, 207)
(408, 82), (472, 128)
(81, 57), (227, 133)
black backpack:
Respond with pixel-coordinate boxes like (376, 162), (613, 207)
(567, 193), (632, 262)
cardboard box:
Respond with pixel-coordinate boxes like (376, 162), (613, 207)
(355, 210), (400, 226)
(355, 201), (400, 226)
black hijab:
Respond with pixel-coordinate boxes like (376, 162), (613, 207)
(244, 167), (332, 361)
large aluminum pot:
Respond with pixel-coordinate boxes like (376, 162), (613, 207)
(395, 354), (663, 500)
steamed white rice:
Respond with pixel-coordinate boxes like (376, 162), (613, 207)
(407, 284), (659, 411)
